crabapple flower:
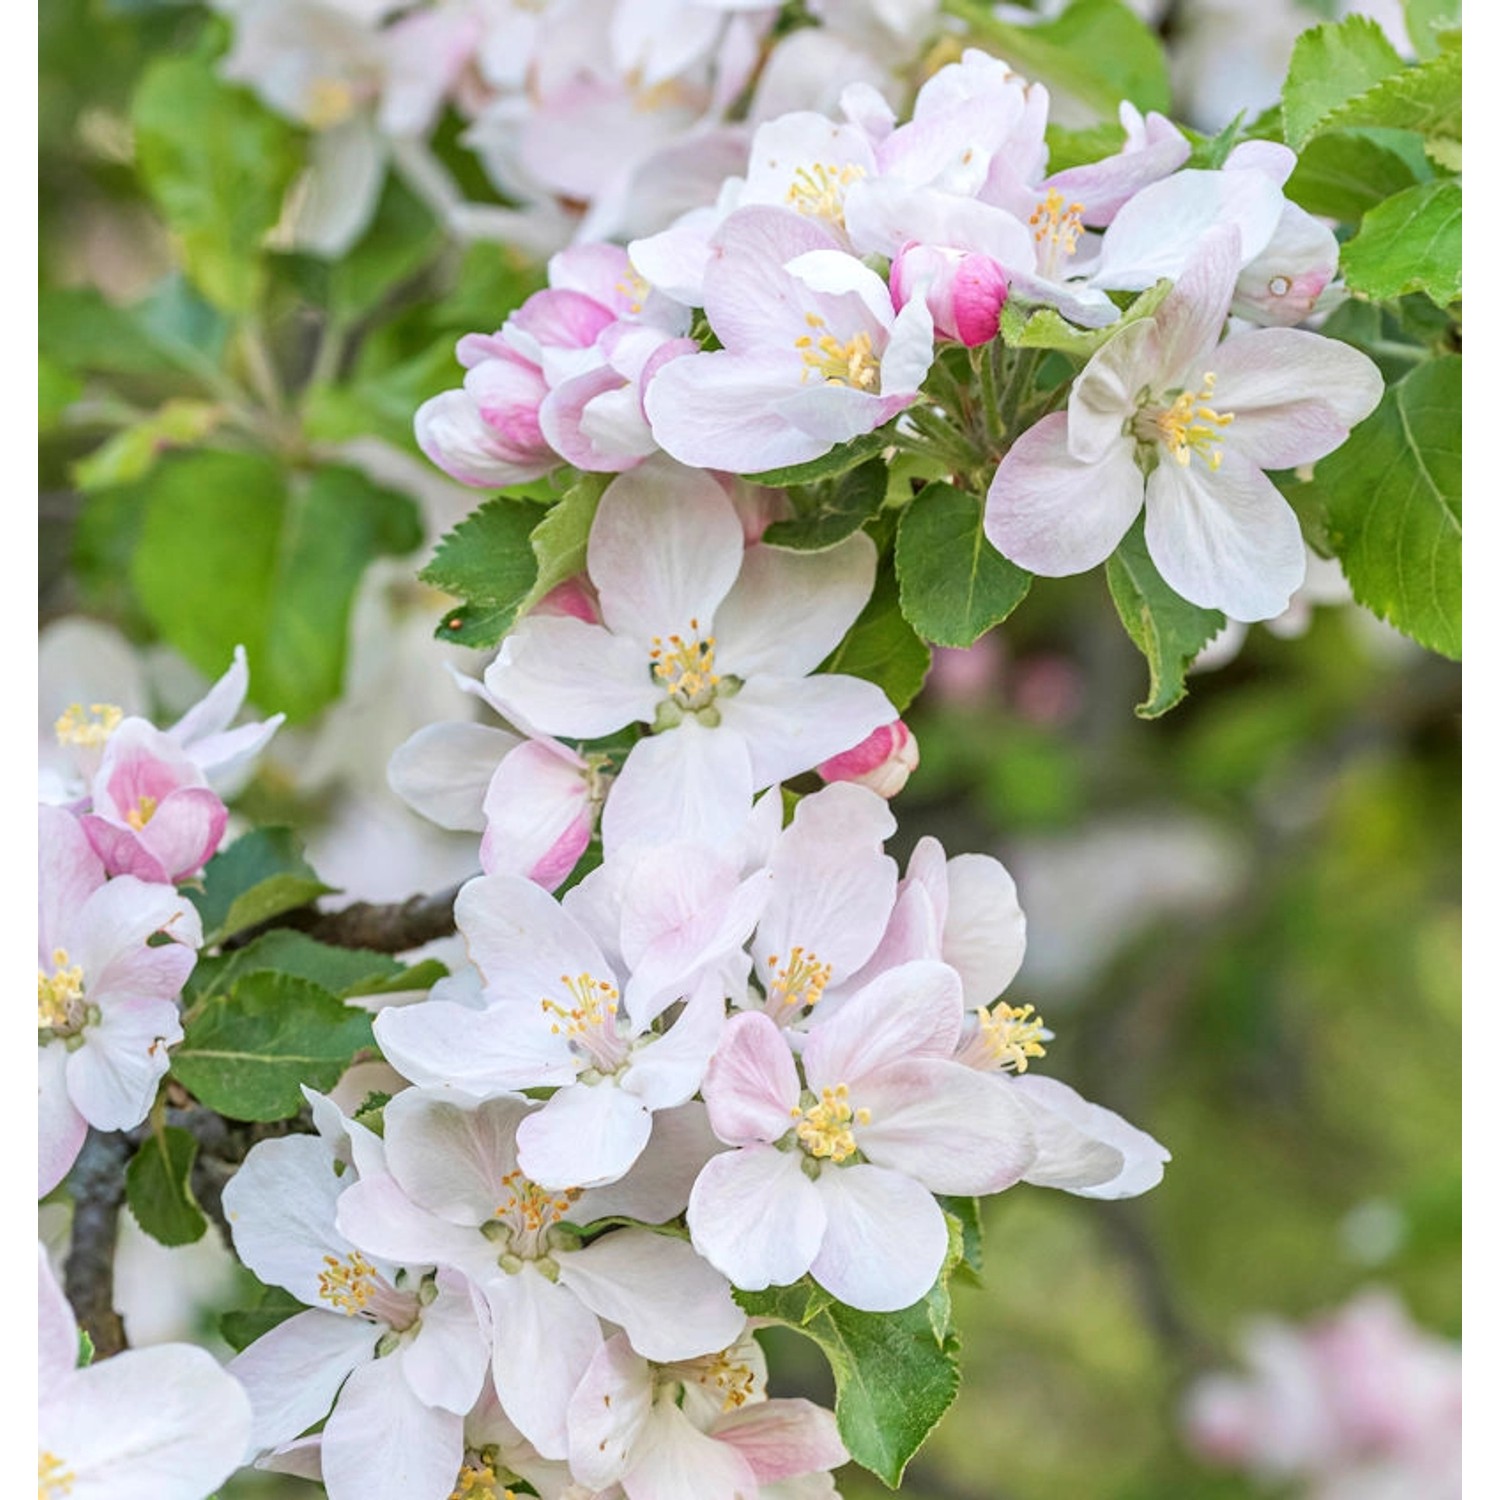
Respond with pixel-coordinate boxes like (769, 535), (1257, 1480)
(483, 458), (895, 845)
(816, 718), (919, 797)
(567, 1330), (848, 1499)
(891, 242), (1007, 346)
(644, 207), (934, 472)
(38, 1245), (252, 1500)
(334, 1088), (745, 1460)
(689, 961), (1036, 1310)
(162, 643), (285, 792)
(984, 227), (1383, 620)
(38, 805), (201, 1195)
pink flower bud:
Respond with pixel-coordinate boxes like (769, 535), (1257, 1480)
(891, 243), (1008, 348)
(816, 720), (919, 799)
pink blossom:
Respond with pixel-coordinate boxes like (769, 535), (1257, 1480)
(816, 718), (919, 797)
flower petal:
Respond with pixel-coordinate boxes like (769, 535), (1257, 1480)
(517, 1080), (654, 1190)
(388, 722), (520, 832)
(1013, 1074), (1170, 1198)
(322, 1356), (464, 1500)
(809, 1164), (948, 1311)
(687, 1144), (826, 1291)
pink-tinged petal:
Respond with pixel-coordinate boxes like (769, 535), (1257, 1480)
(383, 1089), (533, 1226)
(1147, 224), (1244, 389)
(479, 738), (592, 886)
(183, 715), (284, 789)
(984, 410), (1143, 576)
(943, 853), (1026, 1006)
(78, 815), (169, 883)
(399, 1275), (490, 1413)
(540, 365), (641, 472)
(388, 722), (520, 832)
(629, 207), (721, 306)
(560, 1227), (745, 1361)
(1144, 450), (1306, 621)
(415, 389), (558, 489)
(230, 1309), (380, 1451)
(65, 877), (198, 1003)
(374, 998), (575, 1093)
(1045, 109), (1190, 222)
(567, 1334), (654, 1490)
(703, 1011), (801, 1145)
(1225, 139), (1297, 187)
(465, 349), (551, 455)
(484, 615), (661, 739)
(575, 1100), (723, 1226)
(167, 643), (248, 742)
(809, 1164), (949, 1311)
(486, 1267), (603, 1460)
(713, 531), (876, 680)
(1210, 329), (1384, 469)
(817, 719), (919, 799)
(42, 1343), (252, 1500)
(623, 988), (725, 1109)
(624, 1399), (760, 1500)
(802, 960), (964, 1090)
(39, 804), (104, 957)
(335, 1173), (493, 1279)
(589, 458), (745, 646)
(66, 996), (178, 1131)
(39, 1246), (78, 1392)
(602, 720), (757, 858)
(717, 673), (896, 789)
(833, 875), (942, 1005)
(39, 1042), (87, 1196)
(1067, 318), (1161, 464)
(322, 1351), (465, 1500)
(509, 287), (617, 353)
(517, 1081), (653, 1190)
(714, 1398), (849, 1480)
(703, 206), (843, 351)
(687, 1145), (825, 1291)
(1232, 203), (1337, 327)
(1012, 1074), (1170, 1198)
(784, 249), (895, 329)
(775, 383), (911, 447)
(852, 1058), (1036, 1193)
(109, 785), (228, 882)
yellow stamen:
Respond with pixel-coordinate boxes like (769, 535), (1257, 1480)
(766, 947), (833, 1015)
(54, 702), (122, 748)
(700, 1349), (759, 1411)
(495, 1169), (582, 1233)
(1028, 189), (1085, 272)
(541, 972), (619, 1038)
(785, 162), (866, 228)
(449, 1461), (504, 1499)
(971, 1002), (1048, 1073)
(304, 77), (357, 130)
(650, 620), (719, 709)
(125, 795), (158, 831)
(1154, 372), (1234, 471)
(795, 315), (880, 391)
(39, 1451), (75, 1498)
(38, 950), (85, 1030)
(791, 1083), (870, 1163)
(317, 1252), (378, 1315)
(614, 267), (650, 315)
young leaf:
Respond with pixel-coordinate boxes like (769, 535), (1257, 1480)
(1315, 40), (1461, 144)
(1282, 17), (1404, 149)
(1405, 0), (1461, 58)
(1283, 130), (1421, 222)
(71, 400), (223, 493)
(520, 472), (609, 613)
(220, 1284), (306, 1353)
(1001, 279), (1171, 360)
(125, 1126), (208, 1247)
(896, 483), (1031, 647)
(746, 428), (894, 487)
(1106, 521), (1226, 719)
(172, 971), (376, 1122)
(737, 1278), (961, 1487)
(421, 498), (548, 646)
(763, 459), (888, 551)
(1321, 355), (1460, 659)
(191, 827), (333, 947)
(184, 929), (444, 1007)
(1340, 180), (1461, 306)
(818, 566), (930, 712)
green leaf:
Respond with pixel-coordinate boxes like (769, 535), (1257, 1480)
(132, 56), (302, 311)
(185, 929), (443, 1006)
(191, 827), (333, 946)
(818, 566), (930, 713)
(1320, 355), (1460, 658)
(1341, 180), (1461, 306)
(421, 497), (550, 647)
(737, 1278), (961, 1486)
(1001, 278), (1172, 360)
(172, 971), (375, 1121)
(1283, 130), (1421, 222)
(1282, 16), (1404, 148)
(38, 357), (81, 432)
(326, 176), (443, 325)
(520, 472), (609, 613)
(949, 0), (1169, 115)
(125, 1126), (207, 1247)
(1105, 521), (1226, 718)
(936, 1194), (984, 1276)
(1405, 0), (1461, 58)
(763, 459), (888, 551)
(1181, 116), (1244, 171)
(220, 1284), (305, 1353)
(1317, 41), (1461, 143)
(1043, 122), (1125, 174)
(72, 399), (224, 492)
(746, 428), (894, 487)
(895, 483), (1031, 647)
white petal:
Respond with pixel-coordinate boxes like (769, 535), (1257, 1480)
(65, 998), (178, 1132)
(398, 1275), (491, 1414)
(688, 1145), (825, 1291)
(943, 853), (1027, 1006)
(566, 1333), (655, 1489)
(1012, 1075), (1170, 1198)
(517, 1081), (654, 1190)
(383, 1089), (533, 1226)
(622, 1399), (760, 1500)
(38, 1042), (87, 1196)
(809, 1165), (949, 1312)
(375, 998), (575, 1093)
(388, 722), (520, 832)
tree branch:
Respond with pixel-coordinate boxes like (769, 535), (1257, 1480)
(63, 1130), (131, 1359)
(231, 882), (464, 954)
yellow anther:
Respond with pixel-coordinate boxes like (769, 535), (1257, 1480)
(767, 947), (833, 1015)
(703, 1350), (758, 1411)
(791, 1083), (870, 1162)
(614, 268), (650, 315)
(38, 951), (85, 1030)
(785, 162), (866, 228)
(54, 702), (122, 748)
(317, 1252), (378, 1315)
(449, 1462), (502, 1499)
(304, 77), (357, 129)
(971, 1002), (1048, 1073)
(1028, 189), (1085, 266)
(650, 620), (720, 709)
(39, 1451), (75, 1498)
(495, 1170), (582, 1233)
(794, 324), (880, 391)
(1153, 372), (1234, 471)
(124, 795), (159, 832)
(540, 973), (620, 1037)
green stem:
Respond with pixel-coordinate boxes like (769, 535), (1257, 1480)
(976, 342), (1003, 445)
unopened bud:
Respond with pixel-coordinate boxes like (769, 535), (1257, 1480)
(816, 720), (919, 799)
(891, 243), (1007, 348)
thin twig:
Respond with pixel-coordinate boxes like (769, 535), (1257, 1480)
(229, 882), (466, 954)
(63, 1130), (131, 1359)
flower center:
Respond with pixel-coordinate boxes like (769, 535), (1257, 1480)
(541, 972), (629, 1072)
(125, 795), (159, 831)
(785, 162), (866, 229)
(493, 1169), (583, 1260)
(651, 620), (720, 711)
(1029, 189), (1085, 280)
(792, 1083), (870, 1163)
(39, 1451), (75, 1498)
(318, 1251), (379, 1315)
(693, 1349), (760, 1411)
(957, 1001), (1048, 1074)
(614, 267), (649, 316)
(305, 77), (358, 129)
(1146, 373), (1234, 471)
(795, 315), (880, 390)
(449, 1459), (511, 1500)
(54, 702), (122, 748)
(765, 946), (832, 1020)
(38, 950), (86, 1033)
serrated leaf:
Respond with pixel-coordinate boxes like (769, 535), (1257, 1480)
(185, 929), (443, 1007)
(172, 971), (375, 1121)
(1282, 17), (1404, 149)
(1405, 0), (1461, 58)
(1182, 116), (1243, 171)
(936, 1195), (984, 1276)
(738, 1278), (961, 1486)
(895, 483), (1031, 647)
(191, 827), (332, 946)
(1001, 278), (1171, 359)
(746, 427), (894, 487)
(520, 472), (609, 613)
(132, 56), (303, 311)
(1106, 520), (1226, 718)
(1318, 42), (1461, 143)
(421, 498), (547, 645)
(1321, 355), (1460, 658)
(1341, 180), (1461, 306)
(220, 1284), (305, 1353)
(125, 1126), (207, 1247)
(1425, 136), (1461, 172)
(818, 566), (929, 713)
(763, 459), (888, 551)
(1284, 130), (1421, 222)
